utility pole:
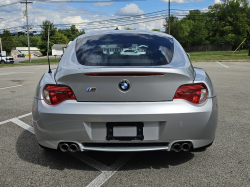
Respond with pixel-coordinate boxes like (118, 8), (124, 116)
(20, 0), (33, 62)
(0, 18), (3, 63)
(168, 0), (170, 35)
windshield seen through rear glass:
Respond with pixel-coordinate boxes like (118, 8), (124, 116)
(76, 33), (174, 66)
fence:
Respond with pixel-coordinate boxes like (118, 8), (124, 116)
(184, 45), (232, 52)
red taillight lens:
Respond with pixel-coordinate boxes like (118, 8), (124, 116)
(174, 83), (208, 104)
(43, 85), (76, 105)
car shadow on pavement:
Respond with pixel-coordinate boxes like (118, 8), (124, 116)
(123, 151), (194, 170)
(16, 131), (195, 171)
(16, 131), (98, 171)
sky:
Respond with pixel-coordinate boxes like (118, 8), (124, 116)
(0, 0), (223, 33)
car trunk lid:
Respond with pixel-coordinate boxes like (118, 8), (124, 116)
(56, 68), (194, 102)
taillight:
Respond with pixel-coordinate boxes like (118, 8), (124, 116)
(174, 83), (208, 104)
(43, 85), (76, 105)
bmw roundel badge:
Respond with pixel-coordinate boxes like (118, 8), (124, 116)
(118, 79), (130, 92)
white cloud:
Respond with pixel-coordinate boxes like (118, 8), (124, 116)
(161, 0), (188, 3)
(214, 0), (221, 4)
(0, 1), (165, 34)
(115, 3), (144, 16)
(93, 2), (113, 6)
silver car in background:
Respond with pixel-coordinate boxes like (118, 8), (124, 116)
(32, 30), (218, 152)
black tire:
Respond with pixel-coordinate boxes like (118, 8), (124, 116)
(0, 60), (5, 64)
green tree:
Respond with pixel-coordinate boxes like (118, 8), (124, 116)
(58, 25), (85, 41)
(37, 20), (68, 55)
(1, 30), (15, 54)
(124, 27), (136, 30)
(152, 29), (162, 32)
(14, 35), (41, 47)
(30, 35), (41, 47)
(207, 0), (250, 47)
(37, 20), (57, 55)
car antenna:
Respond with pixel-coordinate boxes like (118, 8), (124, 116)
(47, 25), (52, 73)
(114, 27), (119, 30)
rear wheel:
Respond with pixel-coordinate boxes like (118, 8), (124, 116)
(0, 60), (4, 64)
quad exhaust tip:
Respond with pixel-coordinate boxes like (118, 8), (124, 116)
(182, 143), (191, 151)
(59, 143), (80, 152)
(172, 142), (192, 152)
(59, 143), (69, 152)
(69, 144), (78, 152)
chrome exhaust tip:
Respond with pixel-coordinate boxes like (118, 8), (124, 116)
(172, 143), (182, 152)
(69, 143), (79, 152)
(182, 143), (191, 151)
(59, 143), (69, 152)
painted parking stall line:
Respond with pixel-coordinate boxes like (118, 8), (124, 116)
(86, 153), (134, 187)
(70, 153), (112, 172)
(0, 72), (33, 76)
(10, 118), (34, 134)
(217, 62), (229, 68)
(0, 112), (134, 187)
(0, 112), (32, 126)
(0, 85), (22, 90)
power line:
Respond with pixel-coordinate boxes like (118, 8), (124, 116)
(1, 8), (249, 32)
(33, 0), (146, 3)
(0, 17), (25, 25)
(0, 1), (20, 9)
(0, 10), (168, 31)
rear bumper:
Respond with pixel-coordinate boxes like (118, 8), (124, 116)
(32, 98), (218, 151)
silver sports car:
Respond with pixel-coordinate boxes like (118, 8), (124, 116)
(32, 30), (218, 152)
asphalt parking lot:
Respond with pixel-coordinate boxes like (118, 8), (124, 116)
(0, 62), (249, 187)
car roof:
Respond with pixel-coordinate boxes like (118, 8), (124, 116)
(77, 30), (173, 40)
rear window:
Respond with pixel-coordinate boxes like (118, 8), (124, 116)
(76, 33), (174, 66)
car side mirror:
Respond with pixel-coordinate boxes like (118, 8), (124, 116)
(186, 53), (190, 58)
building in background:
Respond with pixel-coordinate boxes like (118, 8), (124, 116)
(52, 44), (68, 56)
(12, 47), (42, 58)
(16, 47), (41, 55)
(52, 42), (73, 56)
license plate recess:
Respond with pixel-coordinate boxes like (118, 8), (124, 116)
(106, 122), (144, 141)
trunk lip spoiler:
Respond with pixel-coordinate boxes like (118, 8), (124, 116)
(84, 72), (165, 76)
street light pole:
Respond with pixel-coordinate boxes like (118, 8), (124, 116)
(168, 0), (170, 35)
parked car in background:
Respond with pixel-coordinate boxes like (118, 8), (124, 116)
(0, 54), (14, 64)
(17, 54), (25, 57)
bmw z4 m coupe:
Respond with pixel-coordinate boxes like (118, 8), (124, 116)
(32, 30), (218, 152)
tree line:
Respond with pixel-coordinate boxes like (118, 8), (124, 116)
(1, 0), (250, 55)
(163, 0), (250, 48)
(1, 20), (85, 55)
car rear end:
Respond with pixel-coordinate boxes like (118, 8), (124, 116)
(32, 31), (218, 152)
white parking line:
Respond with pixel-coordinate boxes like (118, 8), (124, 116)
(0, 113), (134, 187)
(0, 72), (33, 76)
(10, 118), (34, 133)
(70, 153), (112, 172)
(0, 85), (22, 90)
(217, 62), (229, 68)
(0, 112), (31, 125)
(17, 112), (32, 119)
(86, 153), (134, 187)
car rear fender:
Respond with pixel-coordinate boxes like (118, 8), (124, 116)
(194, 68), (216, 98)
(34, 69), (57, 100)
